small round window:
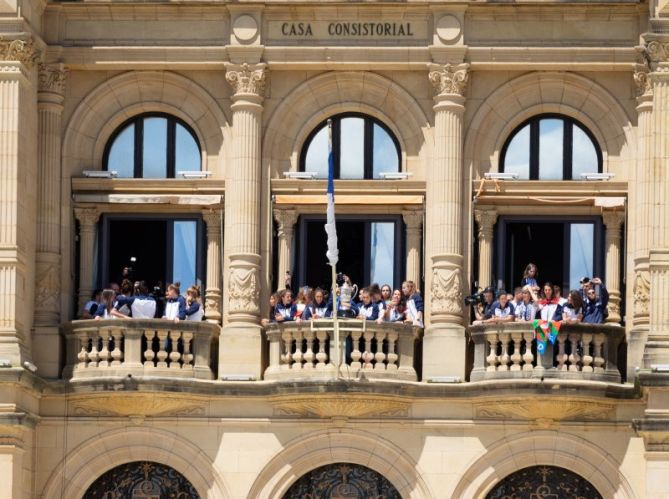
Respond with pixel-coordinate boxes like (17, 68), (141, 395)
(500, 114), (602, 180)
(104, 113), (201, 178)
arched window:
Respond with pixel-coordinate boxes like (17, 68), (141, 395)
(300, 113), (400, 179)
(500, 114), (602, 180)
(486, 465), (602, 499)
(104, 113), (201, 178)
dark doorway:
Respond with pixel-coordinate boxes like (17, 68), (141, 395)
(108, 220), (167, 287)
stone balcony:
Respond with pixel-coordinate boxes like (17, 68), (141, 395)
(62, 319), (219, 380)
(264, 319), (423, 382)
(468, 322), (625, 383)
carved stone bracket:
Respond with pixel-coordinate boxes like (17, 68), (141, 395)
(38, 63), (68, 95)
(225, 62), (267, 96)
(428, 63), (470, 97)
(0, 37), (40, 68)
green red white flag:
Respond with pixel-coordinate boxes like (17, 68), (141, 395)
(532, 320), (562, 354)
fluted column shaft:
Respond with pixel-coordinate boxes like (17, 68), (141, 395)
(603, 211), (624, 324)
(273, 209), (298, 291)
(224, 64), (266, 323)
(474, 209), (497, 290)
(74, 208), (100, 313)
(203, 209), (223, 323)
(402, 210), (423, 285)
(34, 64), (67, 327)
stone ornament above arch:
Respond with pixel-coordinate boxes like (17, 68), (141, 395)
(262, 71), (431, 179)
(451, 430), (636, 499)
(40, 426), (230, 499)
(464, 71), (635, 180)
(247, 428), (434, 499)
(62, 70), (230, 178)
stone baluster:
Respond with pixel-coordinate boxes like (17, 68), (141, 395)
(486, 334), (498, 372)
(280, 330), (292, 370)
(274, 209), (298, 291)
(265, 330), (282, 376)
(303, 329), (315, 369)
(144, 330), (156, 367)
(510, 331), (522, 371)
(169, 331), (182, 369)
(424, 63), (469, 380)
(110, 329), (123, 366)
(602, 211), (624, 324)
(402, 210), (423, 285)
(474, 209), (498, 290)
(292, 330), (304, 369)
(581, 333), (594, 372)
(386, 331), (399, 371)
(77, 332), (90, 370)
(522, 331), (534, 371)
(74, 208), (100, 312)
(350, 330), (363, 370)
(182, 332), (194, 368)
(568, 332), (581, 371)
(221, 63), (267, 380)
(88, 331), (100, 367)
(556, 335), (568, 371)
(315, 330), (329, 369)
(202, 209), (223, 323)
(374, 330), (387, 371)
(155, 330), (169, 368)
(362, 330), (375, 369)
(98, 332), (110, 368)
(498, 330), (510, 371)
(593, 333), (606, 372)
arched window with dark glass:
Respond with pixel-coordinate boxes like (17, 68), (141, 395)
(500, 114), (602, 180)
(300, 113), (401, 179)
(104, 113), (201, 178)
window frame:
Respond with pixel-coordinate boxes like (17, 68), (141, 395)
(103, 112), (201, 179)
(299, 112), (401, 180)
(499, 114), (602, 180)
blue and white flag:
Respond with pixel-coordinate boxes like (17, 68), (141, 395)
(324, 120), (339, 266)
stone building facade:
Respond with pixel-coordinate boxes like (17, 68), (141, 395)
(1, 0), (669, 497)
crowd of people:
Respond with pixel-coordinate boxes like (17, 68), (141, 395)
(262, 278), (425, 328)
(472, 263), (610, 325)
(82, 279), (204, 322)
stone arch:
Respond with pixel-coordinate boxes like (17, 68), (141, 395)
(247, 428), (434, 498)
(262, 71), (431, 179)
(62, 70), (231, 178)
(452, 430), (636, 499)
(40, 426), (230, 499)
(464, 71), (635, 181)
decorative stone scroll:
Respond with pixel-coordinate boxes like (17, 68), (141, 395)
(634, 270), (651, 317)
(38, 63), (68, 94)
(428, 63), (470, 96)
(225, 63), (267, 96)
(430, 267), (463, 316)
(228, 265), (260, 314)
(0, 37), (40, 68)
(646, 41), (669, 64)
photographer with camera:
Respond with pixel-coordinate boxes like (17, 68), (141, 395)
(470, 286), (495, 325)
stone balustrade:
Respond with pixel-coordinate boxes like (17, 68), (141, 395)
(62, 319), (220, 380)
(468, 322), (625, 383)
(264, 320), (422, 381)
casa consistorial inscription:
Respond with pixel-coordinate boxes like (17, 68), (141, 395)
(268, 20), (429, 43)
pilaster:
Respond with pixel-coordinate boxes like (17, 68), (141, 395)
(474, 209), (497, 290)
(202, 209), (223, 323)
(74, 208), (100, 314)
(221, 63), (266, 379)
(602, 210), (624, 324)
(423, 63), (469, 380)
(402, 210), (423, 286)
(273, 208), (298, 291)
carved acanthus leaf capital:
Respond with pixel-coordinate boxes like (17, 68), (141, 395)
(38, 63), (68, 94)
(225, 63), (267, 96)
(202, 209), (222, 231)
(646, 41), (669, 64)
(0, 37), (40, 68)
(273, 209), (298, 234)
(428, 63), (470, 97)
(474, 209), (498, 236)
(74, 207), (100, 226)
(402, 210), (423, 230)
(602, 210), (624, 231)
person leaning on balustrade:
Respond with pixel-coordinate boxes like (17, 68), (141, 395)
(113, 281), (157, 319)
(302, 288), (331, 320)
(356, 287), (379, 321)
(274, 289), (298, 322)
(562, 290), (584, 324)
(184, 285), (204, 321)
(514, 286), (536, 322)
(472, 287), (495, 325)
(536, 282), (563, 322)
(94, 289), (117, 320)
(163, 282), (186, 322)
(402, 280), (423, 327)
(485, 290), (515, 323)
(384, 289), (406, 323)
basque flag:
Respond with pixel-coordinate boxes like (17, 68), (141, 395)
(324, 120), (339, 266)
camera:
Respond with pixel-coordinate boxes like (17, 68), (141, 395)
(464, 292), (484, 306)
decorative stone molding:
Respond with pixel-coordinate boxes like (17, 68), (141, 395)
(0, 37), (40, 68)
(271, 395), (410, 418)
(202, 208), (222, 234)
(70, 394), (206, 417)
(273, 208), (298, 238)
(38, 63), (68, 94)
(73, 207), (100, 227)
(225, 62), (267, 96)
(428, 63), (469, 96)
(430, 267), (463, 315)
(228, 265), (260, 314)
(202, 209), (222, 321)
(634, 270), (650, 317)
(646, 41), (669, 64)
(402, 210), (422, 233)
(35, 262), (60, 313)
(474, 209), (497, 239)
(475, 398), (614, 427)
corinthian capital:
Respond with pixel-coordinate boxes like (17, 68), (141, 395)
(38, 63), (68, 94)
(0, 37), (40, 68)
(273, 209), (298, 234)
(474, 209), (498, 237)
(74, 207), (100, 227)
(225, 63), (267, 96)
(428, 63), (470, 97)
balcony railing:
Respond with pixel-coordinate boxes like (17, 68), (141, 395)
(62, 319), (220, 380)
(468, 322), (625, 383)
(264, 319), (422, 381)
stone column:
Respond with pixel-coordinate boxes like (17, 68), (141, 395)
(474, 209), (497, 290)
(602, 211), (624, 324)
(74, 208), (100, 313)
(0, 38), (40, 366)
(273, 208), (298, 291)
(202, 209), (223, 323)
(32, 63), (68, 377)
(220, 63), (266, 379)
(423, 63), (469, 380)
(402, 210), (423, 285)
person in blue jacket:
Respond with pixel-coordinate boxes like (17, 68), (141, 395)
(356, 288), (379, 321)
(274, 289), (298, 322)
(302, 288), (331, 320)
(163, 282), (186, 321)
(583, 278), (609, 324)
(114, 281), (156, 319)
